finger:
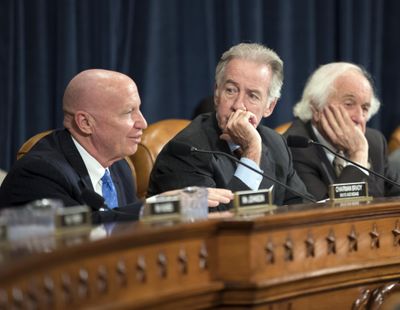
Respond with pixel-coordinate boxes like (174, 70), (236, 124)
(320, 109), (338, 141)
(219, 133), (232, 143)
(328, 104), (350, 130)
(336, 104), (354, 127)
(228, 110), (256, 129)
(160, 189), (181, 196)
(207, 188), (234, 204)
(208, 188), (234, 198)
(207, 199), (220, 207)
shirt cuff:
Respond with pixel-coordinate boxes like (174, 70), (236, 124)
(234, 157), (263, 190)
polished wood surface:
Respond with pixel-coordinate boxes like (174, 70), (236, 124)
(1, 198), (400, 309)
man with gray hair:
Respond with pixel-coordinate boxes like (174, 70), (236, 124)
(284, 62), (400, 200)
(148, 43), (311, 208)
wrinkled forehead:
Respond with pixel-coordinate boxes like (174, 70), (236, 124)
(332, 71), (372, 96)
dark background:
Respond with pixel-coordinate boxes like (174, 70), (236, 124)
(1, 0), (400, 171)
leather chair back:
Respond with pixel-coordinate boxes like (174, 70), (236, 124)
(17, 130), (53, 160)
(130, 119), (190, 199)
(274, 122), (292, 134)
(388, 127), (400, 154)
(16, 130), (137, 190)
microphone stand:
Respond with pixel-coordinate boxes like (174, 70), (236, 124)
(310, 141), (400, 189)
(190, 147), (317, 203)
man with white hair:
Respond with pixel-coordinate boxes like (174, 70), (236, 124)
(284, 62), (400, 201)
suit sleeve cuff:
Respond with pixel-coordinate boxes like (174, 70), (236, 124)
(345, 163), (369, 176)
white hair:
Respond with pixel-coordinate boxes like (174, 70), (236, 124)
(293, 62), (380, 121)
(215, 43), (283, 101)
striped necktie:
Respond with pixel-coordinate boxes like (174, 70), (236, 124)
(101, 169), (118, 209)
(332, 151), (346, 177)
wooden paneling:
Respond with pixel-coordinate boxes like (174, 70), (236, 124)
(1, 198), (400, 309)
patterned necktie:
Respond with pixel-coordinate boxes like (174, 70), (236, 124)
(101, 169), (118, 209)
(233, 147), (243, 159)
(332, 151), (346, 177)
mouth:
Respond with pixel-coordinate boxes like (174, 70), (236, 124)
(130, 135), (142, 144)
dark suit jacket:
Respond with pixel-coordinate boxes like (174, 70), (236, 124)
(148, 113), (312, 207)
(284, 119), (400, 201)
(0, 129), (141, 222)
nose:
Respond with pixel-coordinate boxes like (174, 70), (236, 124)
(350, 105), (365, 125)
(232, 94), (246, 111)
(136, 110), (148, 129)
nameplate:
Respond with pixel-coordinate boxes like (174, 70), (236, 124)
(142, 195), (181, 222)
(55, 205), (91, 228)
(233, 189), (276, 215)
(328, 181), (372, 202)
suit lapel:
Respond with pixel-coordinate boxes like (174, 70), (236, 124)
(305, 122), (336, 184)
(59, 130), (93, 192)
(259, 144), (276, 189)
(206, 115), (238, 184)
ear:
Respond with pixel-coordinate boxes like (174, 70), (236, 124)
(75, 111), (94, 135)
(263, 99), (278, 117)
(213, 84), (219, 109)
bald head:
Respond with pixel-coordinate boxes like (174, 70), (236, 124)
(63, 69), (137, 118)
(61, 69), (147, 167)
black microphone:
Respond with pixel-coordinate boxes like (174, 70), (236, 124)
(287, 135), (400, 189)
(286, 135), (312, 148)
(170, 141), (317, 203)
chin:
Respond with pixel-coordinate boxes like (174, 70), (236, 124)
(129, 146), (138, 155)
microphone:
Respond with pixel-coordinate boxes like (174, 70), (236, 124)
(170, 141), (317, 203)
(286, 135), (312, 148)
(286, 135), (400, 189)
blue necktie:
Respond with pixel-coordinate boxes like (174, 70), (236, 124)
(101, 169), (118, 209)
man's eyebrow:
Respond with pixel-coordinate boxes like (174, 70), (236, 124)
(341, 94), (356, 99)
(224, 79), (239, 86)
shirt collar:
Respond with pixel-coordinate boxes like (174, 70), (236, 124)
(71, 136), (106, 191)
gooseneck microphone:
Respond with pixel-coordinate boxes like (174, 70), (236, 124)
(170, 141), (317, 203)
(287, 135), (400, 189)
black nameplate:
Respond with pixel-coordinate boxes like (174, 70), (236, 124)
(56, 206), (91, 228)
(150, 200), (180, 216)
(239, 191), (269, 207)
(329, 181), (371, 202)
(234, 189), (276, 215)
(142, 196), (181, 222)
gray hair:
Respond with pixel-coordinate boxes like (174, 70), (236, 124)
(293, 62), (380, 121)
(215, 43), (283, 101)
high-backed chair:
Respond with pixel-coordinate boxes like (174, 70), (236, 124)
(130, 119), (190, 199)
(17, 130), (53, 160)
(388, 126), (400, 154)
(274, 122), (292, 135)
(16, 130), (137, 190)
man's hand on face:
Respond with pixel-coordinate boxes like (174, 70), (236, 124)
(219, 109), (262, 165)
(316, 104), (369, 167)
